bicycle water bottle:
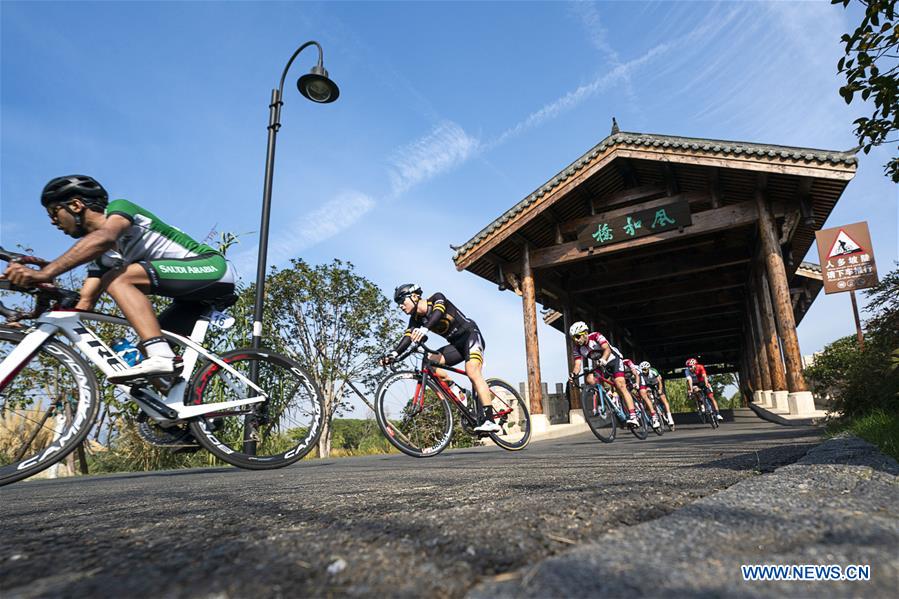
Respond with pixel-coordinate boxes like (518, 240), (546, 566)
(111, 338), (143, 367)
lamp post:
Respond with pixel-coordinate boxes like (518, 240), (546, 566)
(251, 40), (339, 352)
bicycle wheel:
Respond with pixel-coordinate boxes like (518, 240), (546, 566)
(0, 329), (100, 486)
(485, 378), (530, 451)
(188, 348), (324, 469)
(374, 370), (453, 458)
(581, 385), (616, 443)
(654, 399), (673, 432)
(630, 398), (649, 440)
(705, 397), (719, 429)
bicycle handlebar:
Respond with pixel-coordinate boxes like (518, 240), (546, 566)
(0, 246), (80, 323)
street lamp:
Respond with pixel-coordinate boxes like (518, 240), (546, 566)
(251, 41), (339, 351)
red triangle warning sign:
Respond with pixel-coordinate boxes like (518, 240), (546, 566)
(827, 229), (865, 258)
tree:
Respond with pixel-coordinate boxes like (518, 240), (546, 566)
(264, 259), (403, 458)
(833, 0), (899, 181)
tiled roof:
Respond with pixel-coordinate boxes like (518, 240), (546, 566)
(452, 131), (858, 263)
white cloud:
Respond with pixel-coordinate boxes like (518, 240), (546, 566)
(388, 121), (480, 197)
(231, 190), (375, 279)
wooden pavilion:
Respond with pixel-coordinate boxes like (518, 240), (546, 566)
(452, 125), (857, 426)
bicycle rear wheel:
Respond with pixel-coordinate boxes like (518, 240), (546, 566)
(0, 329), (100, 486)
(485, 378), (530, 451)
(581, 385), (616, 443)
(374, 371), (453, 458)
(188, 348), (324, 469)
(655, 399), (673, 432)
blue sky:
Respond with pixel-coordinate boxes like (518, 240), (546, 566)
(2, 1), (896, 393)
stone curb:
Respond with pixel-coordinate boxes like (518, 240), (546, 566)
(467, 436), (899, 598)
(749, 401), (829, 427)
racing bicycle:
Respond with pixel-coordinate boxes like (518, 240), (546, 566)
(0, 246), (324, 486)
(691, 387), (719, 429)
(570, 371), (649, 442)
(374, 339), (530, 457)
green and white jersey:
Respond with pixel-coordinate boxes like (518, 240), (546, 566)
(88, 199), (233, 284)
(643, 367), (661, 386)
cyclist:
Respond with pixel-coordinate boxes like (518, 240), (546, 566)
(568, 321), (658, 429)
(379, 284), (499, 434)
(1, 175), (235, 382)
(640, 361), (674, 427)
(622, 357), (662, 430)
(685, 358), (723, 421)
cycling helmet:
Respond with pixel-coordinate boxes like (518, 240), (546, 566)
(393, 283), (422, 304)
(41, 175), (108, 209)
(569, 321), (589, 338)
(639, 361), (651, 371)
(686, 358), (697, 368)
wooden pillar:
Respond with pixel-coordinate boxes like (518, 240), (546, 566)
(562, 304), (581, 409)
(754, 264), (787, 391)
(521, 244), (543, 415)
(750, 298), (772, 391)
(755, 189), (808, 393)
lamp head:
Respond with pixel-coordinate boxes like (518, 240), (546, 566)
(298, 64), (339, 103)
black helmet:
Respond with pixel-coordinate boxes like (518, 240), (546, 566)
(40, 175), (108, 209)
(393, 283), (422, 304)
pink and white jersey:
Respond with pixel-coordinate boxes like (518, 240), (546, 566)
(572, 332), (623, 363)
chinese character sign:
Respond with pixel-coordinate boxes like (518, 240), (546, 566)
(815, 222), (879, 294)
(577, 199), (692, 250)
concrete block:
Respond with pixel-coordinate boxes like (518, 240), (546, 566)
(772, 390), (790, 412)
(568, 410), (586, 425)
(752, 391), (764, 405)
(788, 391), (817, 416)
(530, 414), (551, 435)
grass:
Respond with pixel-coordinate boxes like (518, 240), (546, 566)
(827, 409), (899, 462)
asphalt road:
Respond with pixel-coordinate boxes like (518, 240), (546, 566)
(0, 409), (821, 598)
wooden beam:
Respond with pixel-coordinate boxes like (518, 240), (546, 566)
(532, 200), (772, 270)
(626, 308), (742, 329)
(597, 272), (746, 306)
(755, 260), (788, 391)
(617, 157), (639, 188)
(521, 244), (544, 415)
(616, 298), (743, 322)
(569, 246), (750, 293)
(708, 167), (722, 209)
(635, 327), (742, 344)
(797, 177), (814, 227)
(663, 162), (680, 196)
(756, 186), (808, 393)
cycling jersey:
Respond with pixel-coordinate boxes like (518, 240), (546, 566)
(685, 363), (709, 387)
(572, 332), (629, 379)
(395, 293), (484, 364)
(643, 367), (662, 387)
(86, 199), (234, 298)
(622, 359), (646, 389)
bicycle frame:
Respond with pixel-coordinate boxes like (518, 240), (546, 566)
(0, 309), (268, 424)
(410, 352), (514, 425)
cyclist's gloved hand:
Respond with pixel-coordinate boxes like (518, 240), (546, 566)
(410, 327), (428, 343)
(379, 351), (398, 366)
(568, 370), (579, 381)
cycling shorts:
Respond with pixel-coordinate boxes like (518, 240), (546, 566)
(140, 253), (234, 301)
(439, 329), (485, 366)
(602, 355), (627, 379)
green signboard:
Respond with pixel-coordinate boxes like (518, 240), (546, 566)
(577, 199), (692, 250)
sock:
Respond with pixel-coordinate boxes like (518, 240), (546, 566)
(482, 405), (495, 421)
(142, 336), (174, 360)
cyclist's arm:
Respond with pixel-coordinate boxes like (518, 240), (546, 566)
(39, 215), (131, 279)
(599, 343), (612, 364)
(571, 356), (583, 376)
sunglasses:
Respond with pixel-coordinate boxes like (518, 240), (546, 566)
(46, 203), (68, 223)
(573, 332), (587, 340)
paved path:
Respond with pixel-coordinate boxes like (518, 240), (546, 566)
(0, 409), (820, 598)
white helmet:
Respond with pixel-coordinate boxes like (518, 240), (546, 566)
(640, 361), (651, 371)
(569, 321), (589, 338)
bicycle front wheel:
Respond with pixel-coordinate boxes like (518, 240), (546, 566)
(485, 378), (530, 451)
(705, 397), (719, 429)
(0, 329), (100, 486)
(374, 371), (453, 458)
(630, 400), (649, 440)
(581, 385), (616, 443)
(188, 348), (324, 469)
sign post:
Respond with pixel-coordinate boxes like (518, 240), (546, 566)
(815, 221), (878, 349)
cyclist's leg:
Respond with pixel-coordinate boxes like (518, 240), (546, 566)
(433, 346), (459, 387)
(103, 264), (162, 340)
(461, 331), (490, 409)
(607, 358), (636, 412)
(639, 386), (655, 415)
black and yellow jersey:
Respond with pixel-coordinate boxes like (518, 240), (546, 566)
(395, 293), (478, 353)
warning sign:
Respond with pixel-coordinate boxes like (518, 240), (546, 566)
(827, 229), (864, 258)
(816, 222), (878, 294)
